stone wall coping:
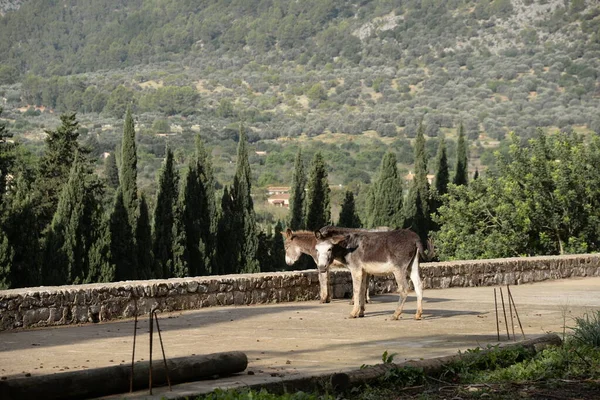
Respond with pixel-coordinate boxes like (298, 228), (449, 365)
(1, 253), (599, 331)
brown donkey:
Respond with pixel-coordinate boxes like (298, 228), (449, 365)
(314, 227), (433, 320)
(283, 228), (376, 303)
(282, 229), (342, 303)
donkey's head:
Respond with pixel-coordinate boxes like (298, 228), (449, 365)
(314, 230), (346, 273)
(282, 228), (303, 265)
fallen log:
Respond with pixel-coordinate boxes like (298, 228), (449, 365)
(0, 351), (248, 400)
(330, 333), (562, 392)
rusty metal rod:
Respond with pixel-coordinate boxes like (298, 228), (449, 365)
(154, 311), (172, 391)
(507, 285), (526, 340)
(130, 302), (138, 393)
(149, 310), (154, 395)
(499, 287), (510, 340)
(494, 288), (500, 341)
(507, 285), (516, 340)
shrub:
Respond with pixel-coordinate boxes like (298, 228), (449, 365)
(571, 310), (600, 347)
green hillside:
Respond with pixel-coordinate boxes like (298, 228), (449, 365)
(0, 0), (599, 192)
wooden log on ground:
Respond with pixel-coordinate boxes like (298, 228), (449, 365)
(0, 351), (247, 400)
(330, 333), (562, 392)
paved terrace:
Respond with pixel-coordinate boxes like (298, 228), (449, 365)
(1, 277), (599, 399)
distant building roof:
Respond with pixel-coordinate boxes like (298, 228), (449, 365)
(267, 186), (291, 194)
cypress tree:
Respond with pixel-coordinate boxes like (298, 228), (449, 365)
(104, 152), (119, 189)
(121, 108), (138, 227)
(35, 113), (85, 229)
(288, 148), (306, 230)
(369, 152), (404, 229)
(3, 175), (41, 288)
(231, 126), (260, 274)
(431, 134), (450, 228)
(270, 221), (285, 271)
(338, 190), (362, 228)
(255, 230), (272, 273)
(171, 200), (189, 278)
(0, 107), (15, 198)
(88, 216), (114, 283)
(216, 186), (237, 275)
(453, 123), (469, 186)
(0, 229), (13, 289)
(180, 136), (218, 276)
(135, 193), (153, 279)
(304, 152), (330, 231)
(109, 188), (137, 281)
(44, 154), (103, 285)
(434, 135), (450, 198)
(152, 147), (179, 278)
(404, 122), (431, 242)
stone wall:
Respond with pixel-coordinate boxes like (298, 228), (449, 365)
(1, 253), (599, 331)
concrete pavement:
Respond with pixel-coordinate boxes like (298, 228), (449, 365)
(1, 277), (600, 399)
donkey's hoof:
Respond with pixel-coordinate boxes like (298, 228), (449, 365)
(320, 298), (331, 304)
(392, 313), (401, 320)
(414, 313), (422, 320)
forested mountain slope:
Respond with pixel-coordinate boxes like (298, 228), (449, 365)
(0, 0), (599, 188)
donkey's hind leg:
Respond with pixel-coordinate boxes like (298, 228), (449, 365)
(410, 256), (424, 320)
(392, 269), (409, 320)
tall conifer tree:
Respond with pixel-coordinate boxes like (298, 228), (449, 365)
(104, 153), (119, 189)
(35, 113), (85, 229)
(0, 107), (15, 198)
(152, 147), (179, 278)
(88, 216), (114, 283)
(2, 175), (41, 288)
(270, 221), (285, 271)
(216, 186), (237, 275)
(338, 190), (362, 228)
(136, 193), (153, 279)
(171, 200), (189, 278)
(121, 108), (138, 228)
(109, 188), (137, 281)
(453, 123), (469, 186)
(304, 152), (330, 231)
(431, 134), (450, 226)
(368, 152), (404, 228)
(180, 136), (217, 276)
(288, 149), (306, 230)
(44, 154), (104, 284)
(231, 126), (260, 274)
(404, 122), (431, 242)
(0, 229), (13, 289)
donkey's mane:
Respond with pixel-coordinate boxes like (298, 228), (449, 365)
(290, 230), (314, 236)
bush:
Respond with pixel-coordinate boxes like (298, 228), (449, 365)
(571, 310), (600, 347)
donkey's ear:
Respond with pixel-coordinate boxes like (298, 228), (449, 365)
(283, 228), (293, 239)
(331, 234), (347, 246)
(314, 230), (323, 240)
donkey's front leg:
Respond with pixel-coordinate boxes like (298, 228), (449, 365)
(318, 270), (331, 303)
(349, 269), (365, 318)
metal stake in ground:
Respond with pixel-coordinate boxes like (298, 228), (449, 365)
(130, 300), (138, 393)
(499, 287), (510, 340)
(507, 285), (526, 340)
(494, 288), (500, 341)
(149, 309), (154, 395)
(153, 311), (172, 391)
(507, 285), (516, 340)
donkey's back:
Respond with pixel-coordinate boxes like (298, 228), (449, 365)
(343, 229), (421, 273)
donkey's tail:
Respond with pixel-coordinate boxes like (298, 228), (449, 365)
(417, 237), (436, 262)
